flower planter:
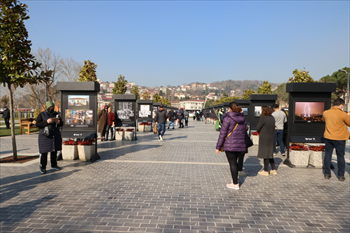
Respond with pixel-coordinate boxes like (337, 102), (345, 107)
(289, 150), (310, 167)
(138, 124), (145, 132)
(144, 124), (152, 132)
(251, 135), (259, 145)
(115, 130), (124, 141)
(309, 151), (325, 168)
(124, 131), (134, 140)
(62, 145), (78, 160)
(78, 144), (95, 161)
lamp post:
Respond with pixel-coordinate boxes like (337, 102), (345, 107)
(338, 69), (349, 112)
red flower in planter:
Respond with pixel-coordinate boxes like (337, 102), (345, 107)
(126, 129), (134, 131)
(146, 123), (152, 125)
(77, 139), (93, 145)
(309, 145), (325, 151)
(140, 123), (146, 125)
(63, 140), (76, 145)
(115, 128), (124, 131)
(251, 132), (259, 136)
(289, 143), (309, 151)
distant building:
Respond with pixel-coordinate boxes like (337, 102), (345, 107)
(179, 99), (205, 110)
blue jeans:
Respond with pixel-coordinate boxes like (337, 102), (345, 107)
(158, 123), (165, 136)
(324, 139), (346, 177)
(168, 120), (175, 128)
(274, 130), (285, 154)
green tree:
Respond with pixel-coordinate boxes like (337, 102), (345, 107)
(273, 83), (289, 106)
(160, 97), (171, 106)
(152, 93), (161, 102)
(288, 68), (314, 83)
(78, 60), (98, 82)
(142, 91), (151, 100)
(113, 75), (128, 94)
(131, 85), (140, 99)
(242, 89), (256, 99)
(257, 81), (272, 94)
(319, 67), (350, 99)
(1, 94), (9, 106)
(0, 0), (51, 160)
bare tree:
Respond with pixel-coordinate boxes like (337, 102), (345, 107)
(60, 57), (82, 82)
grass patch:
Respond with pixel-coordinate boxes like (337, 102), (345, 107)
(0, 126), (39, 137)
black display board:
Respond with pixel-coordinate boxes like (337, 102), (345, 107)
(58, 82), (100, 139)
(249, 94), (277, 131)
(223, 102), (230, 113)
(152, 102), (161, 120)
(113, 94), (137, 127)
(236, 99), (251, 124)
(137, 100), (153, 123)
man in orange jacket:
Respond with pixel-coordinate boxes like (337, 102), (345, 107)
(322, 98), (350, 181)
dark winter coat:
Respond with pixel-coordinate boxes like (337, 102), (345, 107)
(155, 108), (168, 124)
(36, 111), (63, 154)
(216, 111), (247, 152)
(168, 111), (176, 121)
(98, 109), (108, 133)
(256, 115), (275, 159)
(3, 108), (10, 119)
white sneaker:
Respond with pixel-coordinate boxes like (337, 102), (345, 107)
(273, 153), (277, 156)
(160, 135), (163, 141)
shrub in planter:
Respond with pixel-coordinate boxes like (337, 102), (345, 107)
(124, 129), (134, 140)
(77, 139), (95, 161)
(115, 128), (124, 140)
(308, 145), (325, 168)
(289, 143), (310, 167)
(62, 140), (78, 160)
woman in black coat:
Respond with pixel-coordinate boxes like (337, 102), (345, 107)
(256, 105), (277, 176)
(36, 101), (63, 174)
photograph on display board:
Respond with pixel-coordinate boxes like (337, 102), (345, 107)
(65, 109), (93, 127)
(117, 102), (134, 120)
(242, 108), (248, 116)
(68, 95), (89, 110)
(152, 106), (158, 118)
(139, 105), (151, 118)
(294, 102), (324, 123)
(254, 106), (262, 117)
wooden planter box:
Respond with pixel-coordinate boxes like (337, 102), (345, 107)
(78, 144), (95, 161)
(115, 130), (124, 140)
(124, 131), (134, 140)
(290, 150), (310, 167)
(309, 151), (325, 168)
(62, 145), (78, 160)
(252, 135), (259, 145)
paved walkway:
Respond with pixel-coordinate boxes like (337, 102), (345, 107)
(0, 121), (349, 233)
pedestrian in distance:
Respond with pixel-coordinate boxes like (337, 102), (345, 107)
(178, 108), (184, 128)
(98, 105), (108, 141)
(272, 104), (287, 156)
(3, 105), (10, 129)
(105, 106), (115, 141)
(155, 104), (168, 141)
(204, 111), (210, 124)
(322, 98), (350, 181)
(216, 102), (247, 190)
(167, 109), (176, 129)
(35, 101), (63, 174)
(184, 109), (189, 127)
(256, 105), (277, 176)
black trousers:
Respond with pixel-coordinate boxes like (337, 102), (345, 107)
(105, 124), (114, 140)
(225, 151), (245, 185)
(4, 118), (10, 129)
(264, 158), (276, 171)
(185, 118), (188, 126)
(40, 151), (57, 169)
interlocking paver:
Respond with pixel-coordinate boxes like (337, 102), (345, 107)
(1, 121), (350, 233)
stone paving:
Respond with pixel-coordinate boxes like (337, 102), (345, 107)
(0, 120), (350, 233)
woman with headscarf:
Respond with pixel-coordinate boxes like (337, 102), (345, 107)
(98, 105), (108, 141)
(35, 101), (63, 174)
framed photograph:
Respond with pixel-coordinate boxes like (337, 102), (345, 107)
(68, 95), (89, 110)
(139, 105), (151, 118)
(116, 102), (135, 121)
(242, 108), (248, 116)
(294, 102), (324, 123)
(254, 106), (262, 117)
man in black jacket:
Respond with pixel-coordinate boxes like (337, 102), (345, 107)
(3, 106), (10, 129)
(155, 105), (168, 141)
(167, 109), (176, 129)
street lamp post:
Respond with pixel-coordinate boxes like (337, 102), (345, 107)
(339, 69), (349, 112)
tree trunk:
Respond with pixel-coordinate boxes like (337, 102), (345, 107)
(8, 84), (18, 160)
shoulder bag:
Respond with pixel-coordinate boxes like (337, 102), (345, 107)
(220, 123), (238, 152)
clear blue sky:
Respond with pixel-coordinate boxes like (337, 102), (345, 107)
(23, 0), (349, 87)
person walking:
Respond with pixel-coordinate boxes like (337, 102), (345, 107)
(205, 111), (209, 124)
(256, 105), (277, 176)
(3, 106), (10, 129)
(35, 101), (63, 174)
(216, 102), (247, 190)
(167, 109), (176, 129)
(184, 109), (189, 127)
(178, 108), (184, 128)
(98, 105), (108, 141)
(322, 98), (350, 181)
(105, 106), (115, 141)
(155, 104), (168, 141)
(272, 104), (287, 156)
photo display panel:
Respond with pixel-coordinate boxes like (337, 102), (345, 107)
(242, 108), (249, 116)
(294, 102), (324, 123)
(62, 92), (97, 131)
(139, 104), (152, 118)
(254, 106), (262, 117)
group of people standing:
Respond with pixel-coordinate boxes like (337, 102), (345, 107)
(97, 105), (116, 141)
(216, 98), (350, 190)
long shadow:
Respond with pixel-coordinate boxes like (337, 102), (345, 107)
(0, 169), (80, 204)
(98, 144), (162, 160)
(0, 195), (57, 226)
(165, 136), (188, 141)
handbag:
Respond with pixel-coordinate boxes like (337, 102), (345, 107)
(42, 124), (52, 137)
(245, 132), (253, 148)
(153, 124), (158, 134)
(220, 123), (238, 152)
